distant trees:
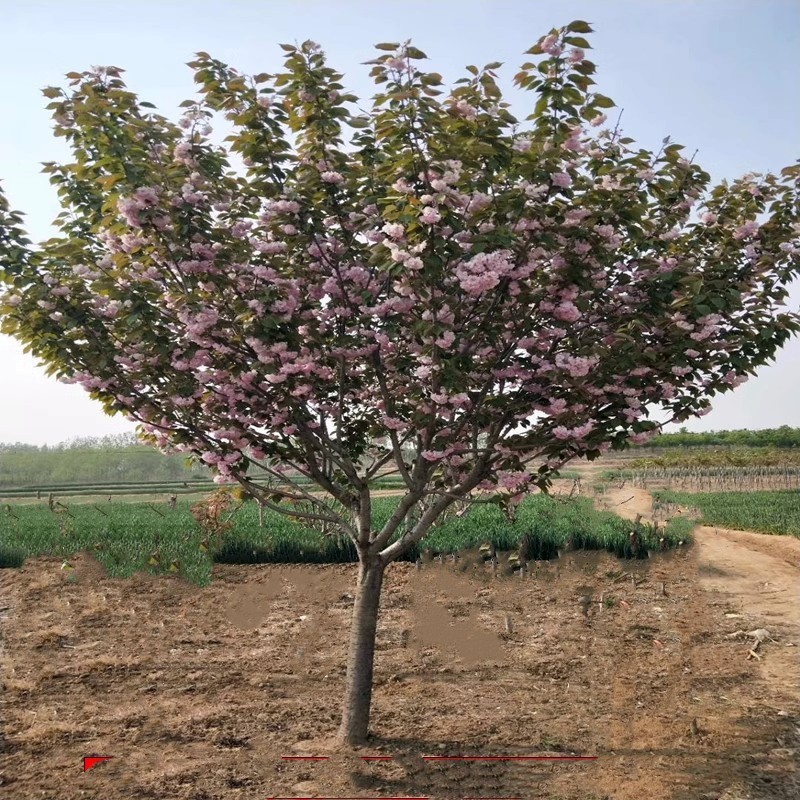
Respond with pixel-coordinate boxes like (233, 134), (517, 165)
(0, 437), (211, 487)
(56, 431), (141, 449)
(645, 425), (800, 449)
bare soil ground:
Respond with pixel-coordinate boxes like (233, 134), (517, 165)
(1, 470), (799, 799)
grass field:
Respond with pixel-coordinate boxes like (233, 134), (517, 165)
(0, 493), (692, 585)
(653, 489), (800, 537)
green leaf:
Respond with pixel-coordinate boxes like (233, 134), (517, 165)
(347, 116), (370, 128)
(405, 46), (427, 60)
(374, 42), (400, 51)
(567, 20), (593, 33)
(466, 65), (479, 75)
(593, 93), (615, 108)
(421, 72), (443, 86)
(563, 36), (591, 48)
(279, 43), (296, 52)
(41, 87), (62, 99)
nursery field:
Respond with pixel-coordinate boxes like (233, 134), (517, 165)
(0, 492), (693, 583)
(653, 489), (800, 538)
(602, 448), (800, 493)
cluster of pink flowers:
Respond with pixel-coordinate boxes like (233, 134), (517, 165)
(420, 206), (441, 224)
(552, 421), (595, 441)
(454, 249), (515, 296)
(541, 33), (563, 56)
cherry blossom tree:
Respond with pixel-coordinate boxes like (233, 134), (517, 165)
(2, 21), (799, 744)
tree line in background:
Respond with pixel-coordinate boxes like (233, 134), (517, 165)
(1, 427), (798, 488)
(649, 425), (800, 449)
(0, 432), (211, 487)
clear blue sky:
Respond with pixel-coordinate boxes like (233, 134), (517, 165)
(1, 0), (798, 444)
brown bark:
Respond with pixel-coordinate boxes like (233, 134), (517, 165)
(337, 555), (386, 744)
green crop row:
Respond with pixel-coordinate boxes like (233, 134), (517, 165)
(0, 494), (693, 585)
(652, 489), (800, 537)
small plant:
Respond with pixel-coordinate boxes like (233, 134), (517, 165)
(190, 487), (244, 555)
(539, 734), (565, 751)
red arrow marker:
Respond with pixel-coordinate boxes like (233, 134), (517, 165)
(83, 755), (114, 772)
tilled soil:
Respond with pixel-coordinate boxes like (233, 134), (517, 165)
(2, 523), (798, 799)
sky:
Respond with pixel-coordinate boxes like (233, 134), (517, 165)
(1, 0), (799, 445)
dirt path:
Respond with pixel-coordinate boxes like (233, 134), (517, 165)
(598, 483), (800, 715)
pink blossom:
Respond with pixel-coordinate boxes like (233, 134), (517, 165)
(550, 172), (572, 188)
(569, 241), (589, 256)
(420, 207), (441, 224)
(117, 197), (141, 227)
(454, 99), (477, 120)
(660, 383), (676, 399)
(590, 113), (607, 127)
(541, 34), (562, 56)
(436, 330), (455, 349)
(382, 222), (405, 239)
(700, 212), (717, 225)
(564, 208), (591, 227)
(553, 301), (581, 323)
(455, 250), (513, 296)
(567, 47), (585, 64)
(733, 220), (759, 240)
(320, 171), (344, 184)
(498, 471), (528, 491)
(571, 422), (594, 439)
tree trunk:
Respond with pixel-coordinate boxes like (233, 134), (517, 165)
(337, 556), (386, 745)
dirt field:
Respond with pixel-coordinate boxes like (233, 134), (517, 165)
(1, 469), (799, 799)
